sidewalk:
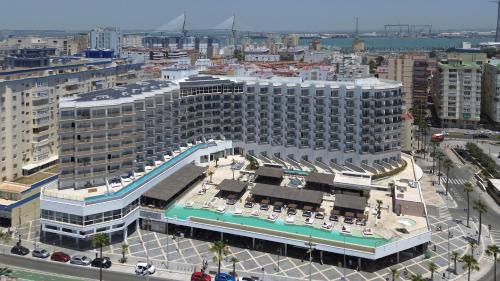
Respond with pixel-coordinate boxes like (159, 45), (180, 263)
(415, 153), (495, 281)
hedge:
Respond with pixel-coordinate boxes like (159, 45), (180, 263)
(465, 142), (500, 178)
(372, 160), (408, 180)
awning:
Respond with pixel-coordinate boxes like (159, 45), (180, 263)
(252, 183), (323, 205)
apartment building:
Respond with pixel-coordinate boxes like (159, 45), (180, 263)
(58, 76), (403, 190)
(482, 59), (500, 128)
(90, 27), (122, 57)
(435, 61), (482, 129)
(378, 53), (429, 111)
(0, 59), (144, 183)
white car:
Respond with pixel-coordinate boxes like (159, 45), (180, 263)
(135, 262), (156, 276)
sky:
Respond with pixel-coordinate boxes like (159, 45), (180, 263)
(0, 0), (496, 32)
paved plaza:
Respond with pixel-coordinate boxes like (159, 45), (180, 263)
(9, 207), (480, 281)
(4, 154), (493, 281)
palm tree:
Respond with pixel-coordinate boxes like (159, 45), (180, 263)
(486, 245), (500, 281)
(121, 243), (129, 263)
(376, 199), (383, 219)
(460, 254), (480, 281)
(0, 267), (12, 276)
(208, 170), (214, 183)
(443, 159), (453, 196)
(92, 233), (108, 281)
(420, 120), (429, 157)
(451, 251), (460, 274)
(209, 240), (228, 277)
(436, 152), (443, 184)
(389, 267), (399, 281)
(229, 256), (239, 277)
(473, 199), (488, 244)
(428, 261), (438, 280)
(410, 273), (425, 281)
(0, 230), (12, 245)
(463, 182), (474, 228)
(468, 240), (478, 255)
(430, 142), (437, 173)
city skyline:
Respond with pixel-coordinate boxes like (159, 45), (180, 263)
(0, 0), (497, 32)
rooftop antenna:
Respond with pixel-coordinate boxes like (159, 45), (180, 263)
(182, 11), (188, 38)
(492, 0), (500, 42)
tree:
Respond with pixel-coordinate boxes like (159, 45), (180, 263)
(233, 49), (244, 61)
(92, 233), (108, 281)
(410, 273), (425, 281)
(0, 267), (12, 276)
(460, 254), (479, 281)
(436, 152), (444, 184)
(430, 142), (437, 174)
(473, 200), (488, 244)
(486, 244), (500, 281)
(209, 240), (228, 277)
(0, 230), (12, 245)
(121, 243), (129, 263)
(422, 123), (429, 158)
(468, 239), (478, 255)
(463, 182), (474, 228)
(428, 262), (438, 280)
(451, 251), (460, 274)
(376, 199), (383, 219)
(368, 59), (377, 74)
(230, 256), (239, 277)
(389, 267), (399, 281)
(443, 159), (453, 196)
(208, 170), (214, 183)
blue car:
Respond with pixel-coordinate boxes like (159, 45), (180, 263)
(214, 273), (235, 281)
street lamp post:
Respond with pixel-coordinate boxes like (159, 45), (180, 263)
(447, 226), (451, 279)
(277, 247), (281, 272)
(343, 236), (346, 280)
(166, 217), (169, 269)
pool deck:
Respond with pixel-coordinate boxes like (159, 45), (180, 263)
(164, 156), (430, 257)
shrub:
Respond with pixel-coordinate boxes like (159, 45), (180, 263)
(465, 143), (500, 178)
(372, 160), (407, 180)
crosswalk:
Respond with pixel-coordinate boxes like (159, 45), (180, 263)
(438, 206), (453, 222)
(490, 229), (500, 244)
(440, 176), (470, 185)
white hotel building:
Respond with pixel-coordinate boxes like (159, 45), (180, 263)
(40, 76), (405, 250)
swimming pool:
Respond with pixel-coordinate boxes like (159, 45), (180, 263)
(165, 205), (389, 247)
(85, 142), (216, 202)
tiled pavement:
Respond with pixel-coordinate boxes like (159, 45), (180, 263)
(9, 163), (485, 281)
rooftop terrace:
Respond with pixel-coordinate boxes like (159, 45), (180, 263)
(164, 155), (429, 250)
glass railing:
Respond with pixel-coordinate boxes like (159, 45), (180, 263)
(84, 142), (216, 203)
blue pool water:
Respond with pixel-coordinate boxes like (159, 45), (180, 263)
(85, 142), (216, 202)
(165, 205), (389, 247)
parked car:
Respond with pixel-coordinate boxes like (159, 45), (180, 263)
(215, 272), (235, 281)
(70, 255), (91, 266)
(32, 248), (50, 258)
(135, 262), (156, 276)
(191, 271), (212, 281)
(51, 251), (70, 263)
(91, 257), (112, 269)
(11, 245), (29, 256)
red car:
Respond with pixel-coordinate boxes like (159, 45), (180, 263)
(51, 251), (70, 263)
(191, 272), (211, 281)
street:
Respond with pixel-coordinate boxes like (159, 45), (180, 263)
(415, 136), (500, 281)
(0, 254), (175, 281)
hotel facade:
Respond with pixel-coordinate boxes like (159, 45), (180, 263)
(39, 76), (413, 255)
